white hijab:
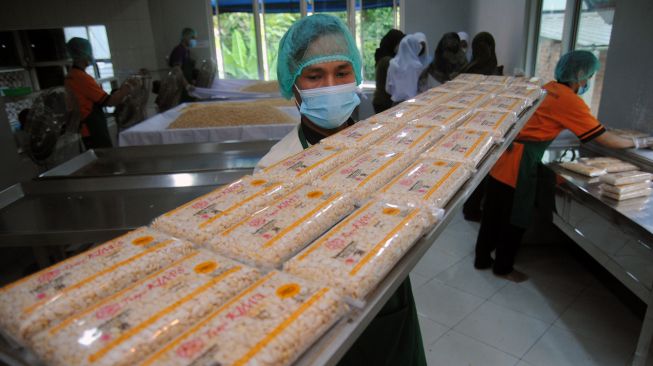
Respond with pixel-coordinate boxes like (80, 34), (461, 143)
(458, 31), (472, 62)
(386, 32), (429, 102)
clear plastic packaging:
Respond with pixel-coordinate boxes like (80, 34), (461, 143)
(404, 90), (450, 106)
(0, 228), (195, 343)
(422, 129), (495, 168)
(599, 181), (651, 195)
(209, 185), (354, 268)
(31, 250), (261, 366)
(464, 83), (506, 95)
(499, 85), (544, 104)
(454, 73), (487, 83)
(409, 105), (472, 131)
(138, 271), (347, 366)
(152, 176), (288, 245)
(284, 199), (432, 305)
(441, 92), (491, 109)
(599, 171), (653, 185)
(481, 75), (514, 85)
(373, 124), (445, 153)
(315, 149), (414, 204)
(510, 76), (544, 87)
(477, 95), (528, 115)
(559, 162), (607, 177)
(378, 158), (472, 209)
(437, 80), (474, 92)
(371, 104), (425, 124)
(321, 119), (399, 148)
(258, 143), (358, 184)
(578, 156), (622, 165)
(577, 157), (638, 173)
(458, 110), (517, 137)
(600, 187), (652, 201)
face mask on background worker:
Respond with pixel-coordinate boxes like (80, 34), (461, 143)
(577, 78), (591, 95)
(294, 83), (360, 129)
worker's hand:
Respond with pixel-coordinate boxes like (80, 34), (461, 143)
(632, 136), (652, 149)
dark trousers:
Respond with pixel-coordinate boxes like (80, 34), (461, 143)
(474, 176), (525, 275)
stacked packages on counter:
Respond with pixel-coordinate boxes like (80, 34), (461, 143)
(0, 73), (543, 366)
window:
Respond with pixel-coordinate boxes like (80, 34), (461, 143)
(212, 0), (400, 82)
(534, 0), (567, 82)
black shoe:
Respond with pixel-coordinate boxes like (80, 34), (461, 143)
(474, 257), (494, 270)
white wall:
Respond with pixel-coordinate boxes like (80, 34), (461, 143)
(466, 0), (531, 75)
(0, 0), (159, 82)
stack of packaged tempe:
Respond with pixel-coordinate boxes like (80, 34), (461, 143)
(0, 73), (544, 366)
(599, 169), (652, 201)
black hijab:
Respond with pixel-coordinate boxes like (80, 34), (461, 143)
(464, 32), (499, 75)
(420, 32), (467, 86)
(375, 29), (405, 64)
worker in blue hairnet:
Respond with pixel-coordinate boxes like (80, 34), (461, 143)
(475, 50), (651, 282)
(256, 14), (427, 366)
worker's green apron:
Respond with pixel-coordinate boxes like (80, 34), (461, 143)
(82, 104), (113, 149)
(509, 140), (553, 228)
(299, 125), (427, 366)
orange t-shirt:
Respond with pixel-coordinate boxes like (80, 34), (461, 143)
(65, 67), (108, 135)
(490, 81), (605, 188)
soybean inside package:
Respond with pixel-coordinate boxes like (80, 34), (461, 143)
(458, 110), (517, 137)
(477, 95), (528, 115)
(499, 85), (543, 103)
(373, 124), (444, 154)
(209, 184), (354, 268)
(379, 158), (472, 209)
(138, 271), (347, 366)
(441, 92), (491, 109)
(321, 119), (398, 148)
(423, 129), (495, 168)
(315, 149), (413, 204)
(436, 80), (474, 92)
(559, 162), (607, 177)
(577, 157), (638, 173)
(599, 181), (651, 195)
(152, 175), (288, 245)
(285, 200), (432, 304)
(404, 89), (450, 106)
(601, 188), (652, 201)
(258, 143), (357, 184)
(0, 227), (195, 343)
(600, 171), (653, 186)
(371, 103), (424, 124)
(31, 250), (261, 366)
(410, 105), (471, 131)
(454, 73), (487, 83)
(465, 83), (506, 95)
(481, 75), (514, 85)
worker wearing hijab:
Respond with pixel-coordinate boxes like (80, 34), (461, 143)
(65, 37), (133, 149)
(255, 14), (427, 366)
(463, 31), (500, 75)
(474, 51), (650, 282)
(418, 32), (468, 91)
(457, 31), (472, 62)
(373, 29), (405, 113)
(386, 32), (429, 103)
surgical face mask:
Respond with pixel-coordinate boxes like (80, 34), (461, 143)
(295, 82), (361, 130)
(189, 39), (197, 48)
(578, 79), (590, 95)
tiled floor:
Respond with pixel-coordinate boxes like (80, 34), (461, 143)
(411, 209), (645, 366)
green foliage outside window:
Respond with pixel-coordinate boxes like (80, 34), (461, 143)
(216, 13), (258, 79)
(361, 7), (394, 81)
(264, 13), (301, 80)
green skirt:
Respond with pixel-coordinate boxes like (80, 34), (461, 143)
(337, 278), (427, 366)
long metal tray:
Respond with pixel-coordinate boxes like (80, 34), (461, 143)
(295, 97), (544, 365)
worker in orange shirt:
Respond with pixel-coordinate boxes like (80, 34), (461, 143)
(474, 50), (652, 282)
(65, 37), (134, 149)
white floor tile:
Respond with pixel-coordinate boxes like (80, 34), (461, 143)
(414, 280), (484, 327)
(523, 326), (635, 366)
(515, 361), (535, 366)
(418, 315), (449, 347)
(432, 229), (477, 259)
(410, 272), (430, 290)
(413, 246), (461, 280)
(434, 256), (509, 299)
(427, 330), (519, 366)
(489, 281), (577, 324)
(454, 301), (550, 358)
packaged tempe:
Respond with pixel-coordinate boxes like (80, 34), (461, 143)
(601, 187), (652, 201)
(477, 95), (528, 115)
(599, 171), (653, 186)
(321, 119), (398, 148)
(441, 92), (490, 109)
(436, 80), (474, 92)
(454, 73), (487, 83)
(458, 110), (517, 137)
(577, 157), (638, 173)
(410, 105), (471, 131)
(559, 162), (606, 177)
(209, 184), (354, 268)
(257, 143), (357, 184)
(315, 149), (413, 204)
(285, 199), (431, 304)
(423, 129), (494, 168)
(510, 76), (544, 87)
(371, 104), (424, 124)
(404, 89), (450, 106)
(138, 271), (347, 366)
(373, 124), (444, 154)
(379, 158), (472, 209)
(499, 85), (543, 104)
(31, 250), (260, 366)
(481, 75), (514, 85)
(152, 175), (288, 245)
(464, 83), (506, 95)
(0, 227), (195, 343)
(599, 181), (651, 195)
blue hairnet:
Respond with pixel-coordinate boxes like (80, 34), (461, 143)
(554, 50), (600, 83)
(66, 37), (93, 61)
(277, 14), (362, 99)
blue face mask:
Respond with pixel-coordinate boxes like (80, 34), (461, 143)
(578, 80), (590, 95)
(189, 39), (197, 48)
(296, 83), (361, 129)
